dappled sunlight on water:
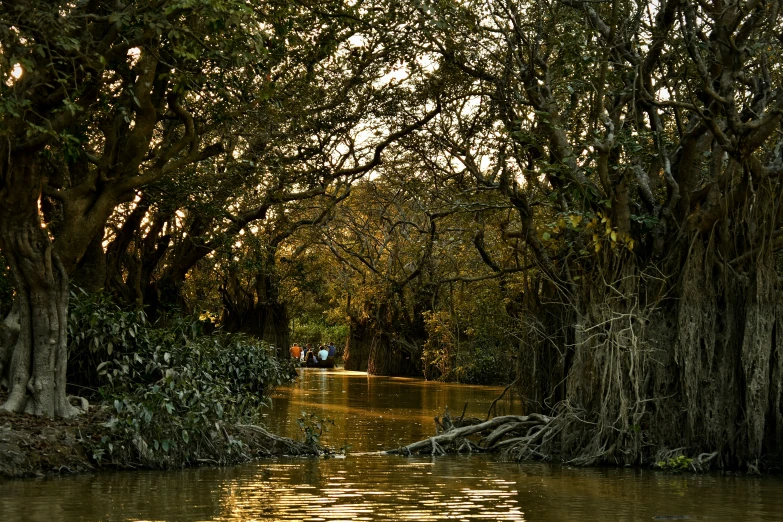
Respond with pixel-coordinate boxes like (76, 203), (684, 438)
(2, 371), (782, 521)
(213, 457), (526, 521)
(261, 369), (523, 453)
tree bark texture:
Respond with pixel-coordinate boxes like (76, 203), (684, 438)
(219, 254), (291, 358)
(521, 203), (783, 468)
(0, 157), (77, 417)
(344, 318), (371, 372)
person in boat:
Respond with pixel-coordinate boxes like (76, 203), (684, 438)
(327, 342), (336, 359)
(290, 343), (301, 360)
(305, 347), (319, 367)
(317, 345), (329, 363)
(316, 345), (335, 368)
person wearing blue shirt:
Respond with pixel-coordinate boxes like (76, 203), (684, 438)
(318, 346), (329, 361)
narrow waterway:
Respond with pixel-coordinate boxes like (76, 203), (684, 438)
(2, 369), (782, 521)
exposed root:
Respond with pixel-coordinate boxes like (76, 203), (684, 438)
(691, 451), (719, 472)
(385, 409), (553, 457)
(232, 423), (317, 456)
(387, 407), (720, 471)
(67, 395), (89, 413)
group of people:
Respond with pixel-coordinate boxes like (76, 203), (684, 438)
(289, 342), (338, 368)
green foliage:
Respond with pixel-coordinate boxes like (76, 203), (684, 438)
(453, 339), (513, 385)
(656, 455), (693, 471)
(67, 290), (148, 393)
(423, 305), (515, 385)
(94, 332), (294, 467)
(291, 319), (348, 350)
(67, 291), (295, 467)
(297, 411), (334, 449)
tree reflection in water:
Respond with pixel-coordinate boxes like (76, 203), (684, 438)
(2, 372), (782, 521)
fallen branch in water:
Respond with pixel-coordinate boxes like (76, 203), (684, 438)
(385, 405), (720, 472)
(486, 377), (519, 421)
(233, 424), (318, 456)
(385, 408), (553, 457)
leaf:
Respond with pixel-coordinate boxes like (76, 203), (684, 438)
(182, 430), (189, 443)
(610, 231), (617, 242)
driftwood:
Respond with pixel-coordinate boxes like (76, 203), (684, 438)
(385, 406), (721, 471)
(385, 409), (554, 457)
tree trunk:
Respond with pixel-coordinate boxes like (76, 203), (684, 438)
(344, 317), (371, 371)
(71, 230), (107, 293)
(0, 157), (77, 417)
(519, 226), (783, 468)
(219, 251), (290, 358)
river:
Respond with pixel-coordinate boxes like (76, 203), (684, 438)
(2, 369), (782, 521)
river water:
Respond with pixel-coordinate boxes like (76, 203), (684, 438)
(2, 369), (782, 521)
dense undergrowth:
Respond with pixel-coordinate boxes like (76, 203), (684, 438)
(66, 290), (305, 468)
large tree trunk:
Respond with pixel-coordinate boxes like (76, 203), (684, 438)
(345, 299), (424, 376)
(344, 316), (371, 371)
(219, 251), (290, 358)
(520, 205), (783, 468)
(0, 158), (77, 418)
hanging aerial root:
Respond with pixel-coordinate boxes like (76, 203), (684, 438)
(384, 409), (554, 456)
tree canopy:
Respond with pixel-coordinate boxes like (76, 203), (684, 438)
(2, 0), (783, 470)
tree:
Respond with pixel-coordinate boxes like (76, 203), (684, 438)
(0, 0), (289, 416)
(99, 0), (441, 340)
(419, 0), (783, 466)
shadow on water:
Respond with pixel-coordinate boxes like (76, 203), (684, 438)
(2, 370), (782, 521)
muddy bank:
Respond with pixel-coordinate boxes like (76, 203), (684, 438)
(0, 407), (106, 478)
(0, 406), (316, 479)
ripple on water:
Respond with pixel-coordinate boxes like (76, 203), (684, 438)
(2, 372), (783, 521)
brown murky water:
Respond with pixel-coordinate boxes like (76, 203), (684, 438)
(2, 369), (782, 521)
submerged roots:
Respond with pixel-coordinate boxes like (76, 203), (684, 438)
(385, 409), (556, 460)
(386, 406), (720, 471)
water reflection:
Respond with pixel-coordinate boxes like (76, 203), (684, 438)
(2, 371), (782, 521)
(262, 370), (522, 452)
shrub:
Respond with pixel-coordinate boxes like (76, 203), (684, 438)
(656, 455), (693, 471)
(291, 319), (348, 350)
(67, 289), (148, 394)
(66, 291), (297, 467)
(96, 333), (293, 467)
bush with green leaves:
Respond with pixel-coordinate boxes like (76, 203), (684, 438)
(96, 332), (294, 467)
(655, 455), (694, 471)
(454, 340), (514, 386)
(297, 411), (335, 449)
(291, 319), (348, 350)
(66, 291), (296, 467)
(67, 290), (149, 394)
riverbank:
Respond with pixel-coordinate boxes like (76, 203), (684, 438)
(0, 404), (317, 479)
(0, 406), (103, 478)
